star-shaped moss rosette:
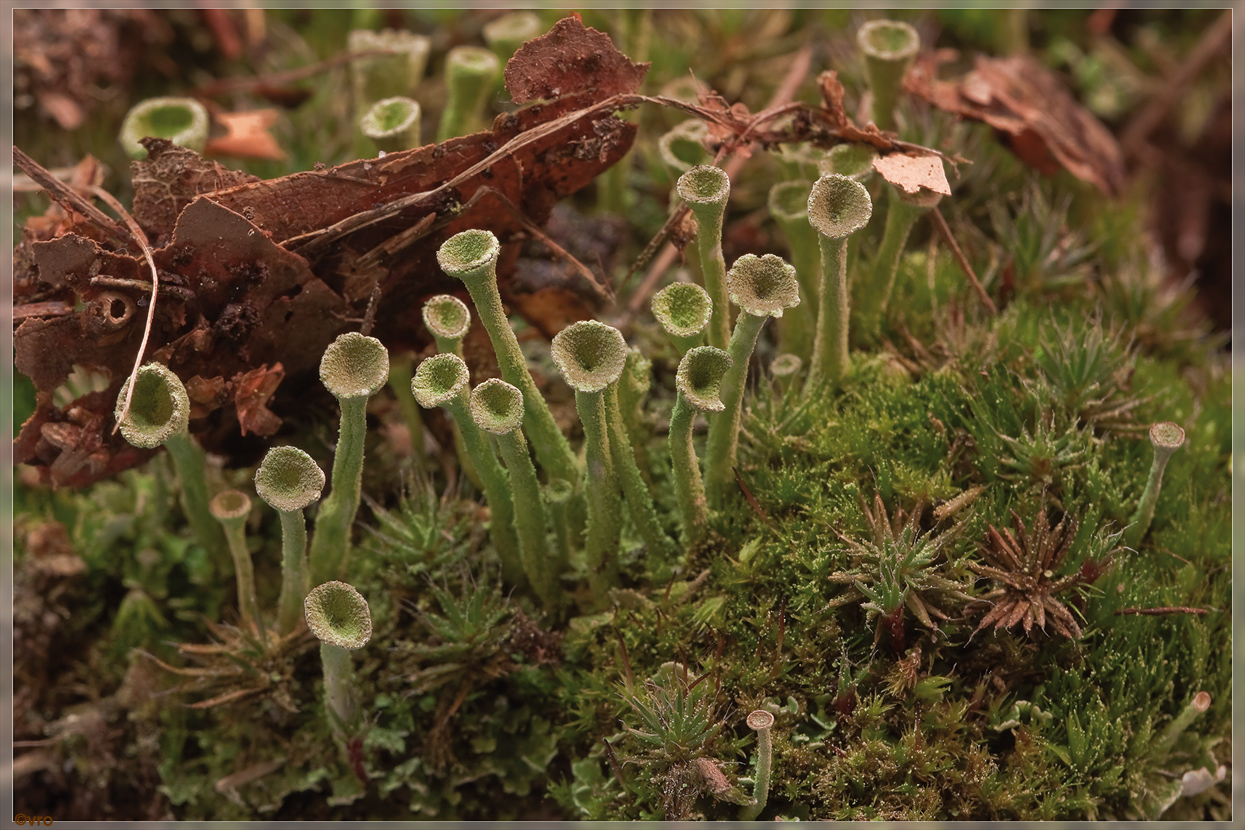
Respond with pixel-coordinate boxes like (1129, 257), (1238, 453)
(469, 378), (565, 611)
(805, 173), (872, 391)
(308, 332), (389, 586)
(704, 253), (800, 507)
(412, 353), (521, 583)
(969, 506), (1113, 640)
(551, 320), (629, 597)
(304, 581), (372, 745)
(255, 446), (325, 634)
(677, 165), (732, 351)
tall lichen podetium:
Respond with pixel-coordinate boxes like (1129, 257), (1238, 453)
(1124, 421), (1186, 550)
(470, 378), (565, 612)
(804, 174), (873, 394)
(739, 709), (775, 821)
(859, 183), (942, 336)
(703, 254), (800, 509)
(304, 581), (372, 748)
(678, 165), (732, 351)
(254, 447), (325, 636)
(209, 489), (264, 644)
(115, 362), (226, 566)
(348, 28), (430, 106)
(767, 180), (819, 357)
(422, 293), (481, 488)
(412, 354), (523, 586)
(308, 332), (389, 586)
(437, 45), (502, 141)
(436, 230), (583, 506)
(857, 18), (920, 133)
(551, 321), (630, 600)
(669, 346), (732, 544)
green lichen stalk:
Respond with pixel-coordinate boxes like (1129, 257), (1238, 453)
(210, 489), (263, 642)
(437, 230), (582, 494)
(422, 293), (480, 487)
(860, 185), (941, 332)
(360, 96), (422, 154)
(704, 254), (800, 508)
(118, 97), (208, 159)
(437, 46), (502, 141)
(348, 28), (430, 106)
(767, 180), (819, 356)
(469, 378), (565, 611)
(857, 19), (920, 133)
(551, 321), (629, 599)
(304, 581), (372, 744)
(115, 363), (226, 564)
(1125, 421), (1186, 550)
(606, 382), (678, 565)
(740, 709), (775, 821)
(678, 165), (732, 351)
(255, 447), (325, 635)
(308, 332), (389, 585)
(669, 346), (732, 542)
(412, 354), (522, 585)
(805, 174), (873, 391)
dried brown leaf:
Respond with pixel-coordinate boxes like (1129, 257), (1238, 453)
(504, 13), (649, 105)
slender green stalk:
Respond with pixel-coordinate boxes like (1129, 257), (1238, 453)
(805, 174), (873, 392)
(437, 230), (582, 494)
(309, 333), (389, 585)
(859, 186), (939, 332)
(165, 432), (227, 566)
(606, 384), (677, 564)
(349, 28), (430, 106)
(857, 19), (920, 133)
(1151, 691), (1210, 757)
(704, 254), (800, 508)
(470, 378), (564, 611)
(669, 347), (732, 542)
(387, 353), (428, 472)
(304, 581), (372, 744)
(678, 166), (732, 351)
(768, 181), (819, 356)
(210, 490), (264, 643)
(438, 46), (502, 141)
(360, 96), (422, 154)
(740, 709), (775, 821)
(119, 97), (208, 159)
(255, 446), (325, 636)
(413, 354), (522, 585)
(482, 10), (543, 62)
(1125, 421), (1186, 549)
(617, 348), (654, 480)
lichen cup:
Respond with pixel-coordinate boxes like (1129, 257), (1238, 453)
(255, 446), (325, 635)
(304, 581), (372, 745)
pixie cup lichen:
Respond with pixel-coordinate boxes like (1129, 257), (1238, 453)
(669, 346), (732, 542)
(857, 19), (921, 132)
(705, 253), (800, 507)
(437, 46), (502, 141)
(304, 581), (372, 744)
(115, 362), (225, 564)
(422, 294), (472, 358)
(348, 28), (431, 106)
(119, 96), (209, 159)
(678, 165), (732, 351)
(740, 709), (776, 820)
(210, 489), (263, 641)
(255, 446), (325, 635)
(551, 320), (630, 598)
(360, 96), (422, 154)
(805, 173), (873, 391)
(413, 353), (522, 583)
(308, 332), (389, 586)
(1125, 421), (1186, 550)
(652, 282), (713, 355)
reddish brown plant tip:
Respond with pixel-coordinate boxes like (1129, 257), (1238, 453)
(504, 13), (649, 105)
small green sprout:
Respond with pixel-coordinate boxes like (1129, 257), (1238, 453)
(1125, 421), (1186, 550)
(309, 332), (389, 585)
(119, 97), (209, 159)
(255, 446), (325, 635)
(677, 165), (732, 351)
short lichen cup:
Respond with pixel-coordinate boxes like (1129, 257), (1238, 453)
(677, 165), (732, 351)
(658, 119), (712, 177)
(704, 254), (801, 508)
(437, 229), (580, 492)
(470, 379), (564, 611)
(422, 294), (472, 357)
(304, 581), (372, 743)
(437, 45), (502, 141)
(210, 489), (263, 642)
(1125, 421), (1186, 550)
(255, 447), (325, 635)
(115, 363), (225, 564)
(669, 346), (732, 542)
(412, 354), (521, 582)
(349, 28), (431, 106)
(857, 19), (921, 132)
(652, 282), (713, 355)
(805, 174), (873, 391)
(119, 97), (209, 159)
(308, 332), (389, 586)
(360, 96), (422, 154)
(551, 321), (630, 598)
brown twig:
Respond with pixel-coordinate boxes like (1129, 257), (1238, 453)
(1115, 606), (1210, 617)
(930, 206), (997, 314)
(12, 147), (129, 245)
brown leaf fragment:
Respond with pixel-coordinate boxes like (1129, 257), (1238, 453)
(907, 52), (1124, 196)
(504, 13), (649, 105)
(130, 139), (260, 243)
(233, 363), (284, 437)
(204, 108), (287, 162)
(873, 152), (951, 196)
